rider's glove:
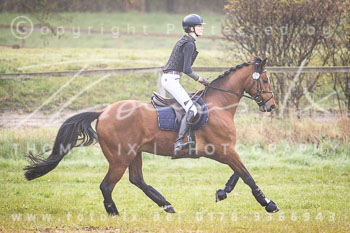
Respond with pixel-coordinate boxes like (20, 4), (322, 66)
(198, 77), (209, 86)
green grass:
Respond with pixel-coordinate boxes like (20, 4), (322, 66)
(0, 12), (224, 49)
(0, 128), (350, 232)
(0, 12), (342, 114)
(0, 48), (229, 73)
(0, 47), (341, 114)
(0, 48), (239, 114)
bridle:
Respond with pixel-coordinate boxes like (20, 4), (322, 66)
(203, 64), (274, 107)
(245, 69), (274, 107)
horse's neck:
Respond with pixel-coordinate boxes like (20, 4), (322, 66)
(205, 69), (250, 117)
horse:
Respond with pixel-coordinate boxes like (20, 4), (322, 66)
(24, 56), (279, 215)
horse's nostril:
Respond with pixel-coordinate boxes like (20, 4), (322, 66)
(271, 104), (275, 110)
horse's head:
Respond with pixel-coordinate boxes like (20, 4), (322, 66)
(245, 57), (276, 112)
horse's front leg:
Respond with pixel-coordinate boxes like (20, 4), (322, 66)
(215, 172), (239, 202)
(219, 150), (279, 213)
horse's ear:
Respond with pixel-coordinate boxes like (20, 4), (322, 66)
(249, 55), (256, 63)
(261, 58), (267, 67)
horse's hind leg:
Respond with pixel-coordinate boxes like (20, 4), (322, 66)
(98, 137), (133, 215)
(100, 163), (128, 215)
(129, 152), (175, 213)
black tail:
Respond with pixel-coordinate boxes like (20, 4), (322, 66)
(24, 111), (102, 180)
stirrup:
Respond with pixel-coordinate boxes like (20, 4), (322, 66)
(174, 140), (195, 153)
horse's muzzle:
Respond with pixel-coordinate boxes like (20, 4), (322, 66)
(259, 104), (275, 112)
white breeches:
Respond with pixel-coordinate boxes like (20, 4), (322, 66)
(161, 73), (198, 116)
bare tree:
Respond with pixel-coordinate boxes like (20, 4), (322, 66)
(318, 2), (350, 116)
(222, 0), (343, 115)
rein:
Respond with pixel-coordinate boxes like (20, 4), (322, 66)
(205, 84), (252, 99)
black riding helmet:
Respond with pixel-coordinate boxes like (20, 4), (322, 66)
(182, 14), (205, 33)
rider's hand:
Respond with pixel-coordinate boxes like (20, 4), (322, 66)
(198, 77), (209, 86)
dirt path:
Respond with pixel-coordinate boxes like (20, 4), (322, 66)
(0, 111), (77, 128)
(0, 105), (107, 128)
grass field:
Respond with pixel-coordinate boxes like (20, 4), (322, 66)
(0, 12), (224, 49)
(0, 48), (240, 114)
(0, 48), (341, 115)
(0, 12), (342, 114)
(0, 118), (350, 232)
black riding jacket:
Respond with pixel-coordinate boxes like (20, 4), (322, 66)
(162, 35), (200, 81)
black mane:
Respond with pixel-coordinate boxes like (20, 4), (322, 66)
(210, 57), (263, 85)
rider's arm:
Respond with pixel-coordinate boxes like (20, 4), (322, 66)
(182, 42), (200, 81)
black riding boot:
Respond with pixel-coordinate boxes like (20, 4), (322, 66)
(174, 110), (195, 154)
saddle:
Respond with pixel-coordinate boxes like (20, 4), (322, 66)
(151, 92), (209, 159)
(151, 92), (206, 128)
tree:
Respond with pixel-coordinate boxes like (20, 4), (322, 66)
(318, 2), (350, 116)
(223, 0), (344, 115)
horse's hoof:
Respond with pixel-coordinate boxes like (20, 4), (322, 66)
(163, 205), (176, 213)
(104, 201), (119, 215)
(215, 189), (227, 202)
(265, 201), (279, 213)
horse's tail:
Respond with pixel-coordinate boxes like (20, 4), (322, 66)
(24, 111), (102, 180)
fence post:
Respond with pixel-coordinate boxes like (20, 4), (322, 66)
(156, 71), (166, 96)
(21, 38), (26, 48)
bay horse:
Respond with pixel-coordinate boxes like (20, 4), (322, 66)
(24, 57), (279, 215)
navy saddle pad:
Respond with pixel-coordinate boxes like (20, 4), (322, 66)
(153, 95), (209, 131)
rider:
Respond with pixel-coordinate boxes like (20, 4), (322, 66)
(161, 14), (209, 153)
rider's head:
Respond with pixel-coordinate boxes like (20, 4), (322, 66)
(182, 14), (205, 37)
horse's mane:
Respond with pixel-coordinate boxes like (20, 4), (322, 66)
(210, 56), (263, 86)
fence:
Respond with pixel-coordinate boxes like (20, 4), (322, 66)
(1, 66), (349, 96)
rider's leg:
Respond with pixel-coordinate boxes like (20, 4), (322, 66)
(174, 104), (196, 153)
(161, 73), (197, 114)
(161, 73), (198, 152)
